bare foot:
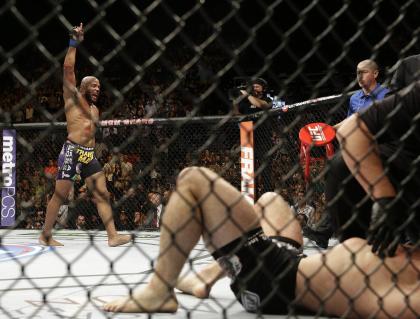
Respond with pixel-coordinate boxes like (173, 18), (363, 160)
(38, 234), (64, 246)
(176, 272), (211, 299)
(176, 262), (226, 299)
(103, 287), (178, 313)
(108, 234), (132, 247)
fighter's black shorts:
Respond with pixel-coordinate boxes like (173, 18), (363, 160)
(212, 228), (303, 314)
(57, 140), (102, 181)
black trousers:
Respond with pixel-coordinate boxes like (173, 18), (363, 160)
(325, 152), (372, 241)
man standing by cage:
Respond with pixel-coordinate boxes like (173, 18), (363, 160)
(336, 80), (420, 256)
(347, 59), (389, 117)
(326, 57), (420, 245)
(233, 78), (273, 196)
(309, 59), (390, 245)
(39, 23), (131, 247)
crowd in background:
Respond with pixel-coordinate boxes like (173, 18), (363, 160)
(1, 45), (232, 124)
(10, 110), (335, 236)
(2, 77), (195, 124)
(3, 44), (340, 233)
(15, 122), (328, 232)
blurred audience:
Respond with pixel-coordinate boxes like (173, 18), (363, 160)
(75, 215), (88, 230)
(16, 140), (323, 232)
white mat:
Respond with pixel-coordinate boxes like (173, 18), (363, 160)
(0, 229), (335, 319)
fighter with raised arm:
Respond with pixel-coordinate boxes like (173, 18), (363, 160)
(39, 23), (131, 247)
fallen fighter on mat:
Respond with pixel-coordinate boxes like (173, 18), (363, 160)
(104, 166), (420, 318)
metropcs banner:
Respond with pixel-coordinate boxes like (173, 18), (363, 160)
(2, 129), (16, 226)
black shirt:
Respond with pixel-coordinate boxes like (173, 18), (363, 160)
(359, 81), (420, 192)
(391, 54), (420, 91)
(360, 81), (420, 153)
(238, 93), (272, 115)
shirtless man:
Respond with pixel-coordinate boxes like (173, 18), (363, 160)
(39, 23), (131, 247)
(103, 166), (420, 317)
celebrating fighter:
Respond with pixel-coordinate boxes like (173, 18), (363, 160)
(39, 23), (131, 247)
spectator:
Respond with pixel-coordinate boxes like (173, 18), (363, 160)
(14, 107), (24, 123)
(133, 211), (145, 229)
(30, 169), (42, 187)
(56, 204), (69, 229)
(113, 162), (124, 199)
(121, 184), (146, 215)
(102, 126), (118, 140)
(95, 137), (109, 163)
(143, 192), (161, 228)
(145, 97), (158, 117)
(75, 215), (87, 230)
(149, 167), (161, 181)
(200, 149), (212, 165)
(44, 159), (58, 180)
(120, 154), (133, 185)
(24, 216), (34, 229)
(117, 210), (132, 230)
(25, 103), (34, 122)
(150, 192), (163, 228)
(103, 154), (116, 191)
(34, 211), (45, 227)
(90, 214), (102, 230)
(293, 190), (315, 227)
(34, 176), (48, 204)
(33, 221), (43, 230)
(19, 191), (35, 216)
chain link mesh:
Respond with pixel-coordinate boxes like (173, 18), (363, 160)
(1, 0), (420, 317)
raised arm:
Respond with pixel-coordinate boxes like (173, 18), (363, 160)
(63, 23), (84, 101)
(240, 90), (270, 109)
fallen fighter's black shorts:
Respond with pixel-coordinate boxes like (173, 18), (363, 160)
(57, 140), (102, 181)
(212, 228), (303, 314)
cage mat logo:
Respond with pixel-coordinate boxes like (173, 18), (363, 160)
(0, 244), (49, 261)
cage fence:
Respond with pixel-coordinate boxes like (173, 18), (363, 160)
(1, 0), (420, 318)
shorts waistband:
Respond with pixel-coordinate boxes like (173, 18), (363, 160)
(269, 236), (303, 254)
(66, 139), (95, 151)
(211, 228), (265, 260)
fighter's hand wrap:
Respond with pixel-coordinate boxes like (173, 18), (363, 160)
(367, 197), (405, 257)
(69, 26), (84, 47)
(69, 39), (78, 48)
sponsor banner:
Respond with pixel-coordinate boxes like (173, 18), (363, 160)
(2, 129), (16, 227)
(100, 118), (154, 127)
(240, 121), (255, 204)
